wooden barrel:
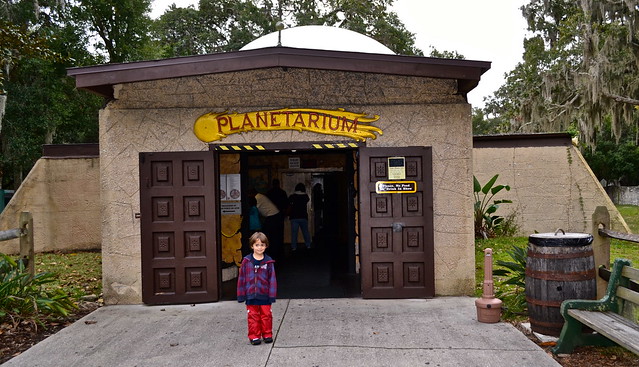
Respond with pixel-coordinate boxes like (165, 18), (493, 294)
(525, 231), (596, 337)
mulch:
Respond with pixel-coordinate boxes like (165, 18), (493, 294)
(513, 322), (639, 367)
(0, 302), (101, 364)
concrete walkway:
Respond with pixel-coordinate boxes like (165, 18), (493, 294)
(4, 297), (560, 367)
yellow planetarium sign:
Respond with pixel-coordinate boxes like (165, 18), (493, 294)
(193, 108), (382, 142)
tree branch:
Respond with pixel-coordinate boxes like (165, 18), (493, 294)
(603, 92), (639, 106)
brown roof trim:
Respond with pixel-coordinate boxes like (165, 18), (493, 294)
(68, 47), (490, 99)
(473, 133), (572, 148)
(42, 144), (99, 158)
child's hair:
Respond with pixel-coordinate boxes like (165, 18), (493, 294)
(249, 231), (269, 247)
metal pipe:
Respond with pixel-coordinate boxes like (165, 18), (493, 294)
(0, 228), (21, 241)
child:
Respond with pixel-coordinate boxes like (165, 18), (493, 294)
(237, 231), (277, 345)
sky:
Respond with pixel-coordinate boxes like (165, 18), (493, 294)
(150, 0), (529, 108)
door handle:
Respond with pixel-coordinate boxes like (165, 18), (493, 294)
(392, 222), (405, 232)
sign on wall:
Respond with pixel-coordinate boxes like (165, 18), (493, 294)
(220, 174), (242, 215)
(375, 181), (417, 194)
(193, 108), (382, 142)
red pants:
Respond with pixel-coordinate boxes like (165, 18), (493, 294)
(246, 305), (273, 340)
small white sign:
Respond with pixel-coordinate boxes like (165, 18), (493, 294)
(219, 175), (228, 200)
(220, 201), (241, 215)
(388, 157), (406, 180)
(289, 157), (301, 169)
(226, 174), (241, 200)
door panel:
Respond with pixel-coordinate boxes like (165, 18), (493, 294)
(140, 151), (219, 304)
(359, 147), (434, 298)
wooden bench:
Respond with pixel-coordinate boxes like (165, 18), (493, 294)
(552, 258), (639, 355)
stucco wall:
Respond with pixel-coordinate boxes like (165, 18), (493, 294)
(606, 186), (639, 207)
(473, 142), (628, 235)
(0, 158), (101, 255)
(100, 67), (474, 304)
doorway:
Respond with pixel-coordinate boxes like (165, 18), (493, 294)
(220, 147), (360, 299)
(139, 145), (434, 304)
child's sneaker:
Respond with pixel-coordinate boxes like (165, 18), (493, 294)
(263, 337), (273, 343)
(250, 338), (261, 345)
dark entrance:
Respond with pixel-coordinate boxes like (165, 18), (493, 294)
(139, 151), (220, 305)
(219, 144), (360, 299)
(275, 169), (360, 298)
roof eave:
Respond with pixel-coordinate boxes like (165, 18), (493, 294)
(68, 47), (491, 99)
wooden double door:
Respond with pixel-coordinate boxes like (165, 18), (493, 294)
(139, 146), (433, 304)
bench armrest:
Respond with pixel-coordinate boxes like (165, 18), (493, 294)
(560, 298), (612, 315)
(560, 258), (632, 318)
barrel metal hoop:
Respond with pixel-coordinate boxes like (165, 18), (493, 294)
(525, 268), (596, 281)
(527, 249), (594, 259)
(526, 297), (562, 307)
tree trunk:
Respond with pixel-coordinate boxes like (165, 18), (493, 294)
(0, 94), (5, 189)
(0, 94), (6, 133)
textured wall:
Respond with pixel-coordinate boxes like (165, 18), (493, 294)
(473, 144), (628, 235)
(0, 158), (101, 255)
(99, 67), (474, 304)
(606, 186), (639, 206)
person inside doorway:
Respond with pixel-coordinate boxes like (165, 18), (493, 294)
(266, 179), (288, 215)
(288, 183), (312, 251)
(265, 179), (287, 257)
(252, 187), (283, 259)
(248, 196), (261, 233)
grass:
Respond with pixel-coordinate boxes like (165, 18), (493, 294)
(617, 204), (639, 233)
(609, 204), (639, 262)
(35, 251), (102, 300)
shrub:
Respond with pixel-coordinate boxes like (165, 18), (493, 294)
(474, 174), (512, 239)
(0, 253), (76, 328)
(493, 245), (528, 318)
(493, 211), (521, 237)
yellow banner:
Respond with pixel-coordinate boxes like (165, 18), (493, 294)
(193, 108), (382, 142)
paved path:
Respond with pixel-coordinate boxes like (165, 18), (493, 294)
(4, 297), (560, 367)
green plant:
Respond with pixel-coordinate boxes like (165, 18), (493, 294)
(474, 174), (512, 239)
(493, 211), (521, 237)
(493, 245), (528, 318)
(0, 253), (76, 328)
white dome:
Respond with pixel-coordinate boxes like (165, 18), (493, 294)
(240, 25), (395, 55)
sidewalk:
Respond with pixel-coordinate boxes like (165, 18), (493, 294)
(4, 297), (560, 367)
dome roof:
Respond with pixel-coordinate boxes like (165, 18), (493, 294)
(240, 25), (395, 55)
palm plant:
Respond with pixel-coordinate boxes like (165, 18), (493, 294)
(0, 253), (76, 328)
(474, 174), (512, 239)
(493, 245), (527, 318)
